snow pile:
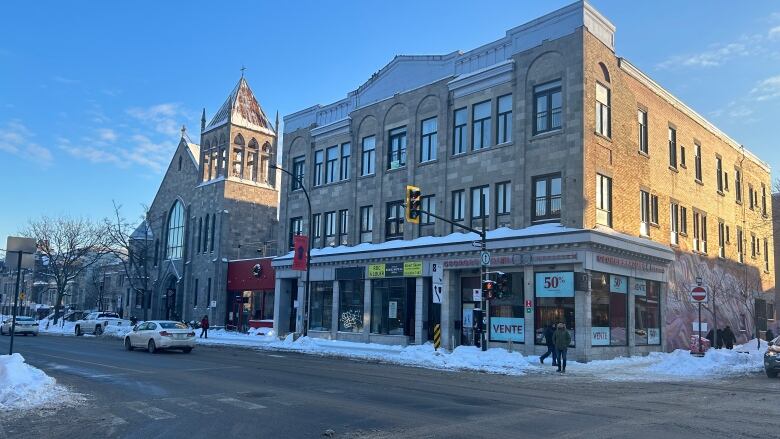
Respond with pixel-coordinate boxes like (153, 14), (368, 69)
(195, 328), (278, 347)
(38, 319), (75, 335)
(0, 354), (71, 411)
(102, 325), (134, 337)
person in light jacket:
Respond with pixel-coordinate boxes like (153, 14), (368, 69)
(200, 315), (209, 339)
(553, 323), (572, 373)
(539, 323), (558, 366)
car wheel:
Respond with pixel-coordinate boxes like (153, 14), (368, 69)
(182, 347), (192, 353)
(147, 339), (157, 354)
(767, 369), (778, 378)
(124, 337), (134, 351)
(75, 325), (82, 336)
(95, 325), (103, 335)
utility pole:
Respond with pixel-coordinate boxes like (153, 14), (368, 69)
(5, 237), (36, 355)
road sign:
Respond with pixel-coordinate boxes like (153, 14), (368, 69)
(472, 288), (482, 302)
(433, 324), (441, 351)
(693, 322), (708, 332)
(690, 286), (708, 303)
(525, 300), (532, 307)
(472, 241), (482, 248)
(210, 300), (217, 308)
(432, 284), (443, 304)
(480, 251), (491, 266)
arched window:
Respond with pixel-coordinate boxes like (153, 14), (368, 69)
(247, 139), (259, 182)
(165, 201), (185, 260)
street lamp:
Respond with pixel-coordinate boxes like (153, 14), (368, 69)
(269, 164), (312, 337)
(5, 236), (36, 355)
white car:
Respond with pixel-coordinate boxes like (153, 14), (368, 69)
(1, 316), (39, 336)
(75, 311), (131, 336)
(124, 320), (196, 353)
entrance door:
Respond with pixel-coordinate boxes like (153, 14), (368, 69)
(289, 279), (298, 333)
(460, 276), (481, 346)
(164, 277), (177, 320)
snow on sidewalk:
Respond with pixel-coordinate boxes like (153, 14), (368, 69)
(0, 354), (73, 411)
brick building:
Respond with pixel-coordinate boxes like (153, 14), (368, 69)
(272, 1), (774, 360)
(132, 77), (280, 326)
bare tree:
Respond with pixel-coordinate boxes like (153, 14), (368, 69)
(24, 216), (107, 323)
(104, 202), (154, 321)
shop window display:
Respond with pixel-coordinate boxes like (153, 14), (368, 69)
(591, 272), (628, 346)
(534, 272), (575, 346)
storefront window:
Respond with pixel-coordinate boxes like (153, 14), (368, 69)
(635, 279), (661, 345)
(309, 282), (333, 331)
(534, 272), (575, 346)
(489, 273), (524, 343)
(249, 291), (274, 320)
(338, 280), (364, 332)
(591, 272), (628, 346)
(371, 278), (414, 336)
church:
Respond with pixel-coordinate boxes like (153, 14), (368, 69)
(130, 76), (280, 327)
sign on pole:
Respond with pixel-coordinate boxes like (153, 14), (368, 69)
(292, 235), (308, 271)
(690, 286), (708, 303)
(432, 284), (443, 304)
(480, 251), (491, 266)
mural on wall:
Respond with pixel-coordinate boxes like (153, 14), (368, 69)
(665, 251), (770, 350)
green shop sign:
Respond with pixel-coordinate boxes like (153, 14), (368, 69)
(367, 261), (422, 278)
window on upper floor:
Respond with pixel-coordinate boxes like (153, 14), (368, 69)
(640, 190), (651, 236)
(387, 127), (407, 170)
(534, 80), (562, 134)
(471, 185), (490, 230)
(694, 143), (702, 182)
(453, 108), (467, 155)
(420, 117), (437, 163)
(596, 174), (612, 227)
(472, 101), (491, 150)
(496, 181), (511, 216)
(718, 221), (726, 258)
(289, 217), (302, 251)
(762, 183), (767, 216)
(325, 146), (339, 184)
(360, 206), (373, 244)
(313, 150), (324, 186)
(361, 136), (375, 176)
(420, 195), (436, 226)
(737, 227), (744, 263)
(340, 143), (351, 181)
(385, 201), (404, 240)
(668, 127), (677, 169)
(693, 211), (707, 254)
(312, 213), (322, 247)
(749, 185), (755, 210)
(716, 156), (724, 193)
(165, 201), (184, 260)
(497, 95), (512, 144)
(735, 168), (743, 203)
(533, 174), (561, 222)
(680, 206), (688, 236)
(764, 238), (770, 272)
(751, 233), (757, 259)
(338, 209), (349, 246)
(595, 82), (611, 138)
(680, 146), (687, 167)
(638, 109), (648, 154)
(452, 190), (465, 224)
(670, 202), (679, 245)
(292, 156), (305, 191)
(324, 211), (337, 246)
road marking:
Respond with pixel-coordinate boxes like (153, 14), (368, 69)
(217, 397), (266, 410)
(163, 397), (220, 414)
(125, 401), (176, 420)
(268, 354), (285, 358)
(31, 352), (152, 374)
(98, 413), (128, 427)
(182, 365), (242, 372)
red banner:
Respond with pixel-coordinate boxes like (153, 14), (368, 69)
(292, 235), (309, 271)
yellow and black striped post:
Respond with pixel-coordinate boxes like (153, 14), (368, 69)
(433, 323), (441, 350)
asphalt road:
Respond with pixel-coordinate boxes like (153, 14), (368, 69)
(1, 334), (779, 439)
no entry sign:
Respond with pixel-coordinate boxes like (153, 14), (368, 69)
(690, 286), (708, 303)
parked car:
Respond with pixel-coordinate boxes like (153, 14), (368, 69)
(124, 320), (196, 353)
(74, 311), (132, 336)
(765, 336), (780, 378)
(1, 316), (39, 336)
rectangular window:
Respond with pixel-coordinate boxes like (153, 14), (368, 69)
(534, 272), (575, 346)
(737, 228), (744, 263)
(452, 190), (465, 223)
(359, 206), (373, 244)
(694, 143), (702, 181)
(496, 181), (511, 216)
(680, 146), (686, 167)
(716, 156), (724, 193)
(595, 83), (611, 137)
(313, 150), (324, 186)
(532, 174), (562, 222)
(385, 201), (404, 240)
(420, 195), (435, 225)
(534, 80), (562, 134)
(668, 127), (677, 169)
(325, 146), (338, 184)
(340, 142), (351, 180)
(670, 202), (679, 245)
(693, 211), (707, 253)
(591, 273), (628, 346)
(324, 211), (336, 246)
(453, 108), (467, 155)
(762, 184), (767, 216)
(496, 94), (512, 144)
(751, 233), (757, 259)
(210, 215), (216, 252)
(338, 209), (348, 246)
(640, 190), (650, 236)
(289, 217), (302, 250)
(735, 168), (742, 203)
(361, 136), (375, 176)
(596, 174), (612, 227)
(680, 206), (688, 235)
(371, 278), (414, 336)
(635, 280), (661, 346)
(153, 239), (159, 267)
(312, 213), (321, 247)
(193, 278), (199, 308)
(718, 221), (726, 258)
(764, 238), (770, 272)
(202, 215), (209, 253)
(206, 278), (211, 308)
(472, 101), (491, 150)
(292, 156), (305, 190)
(309, 281), (333, 332)
(387, 127), (407, 169)
(638, 109), (648, 154)
(651, 194), (659, 225)
(338, 280), (364, 332)
(420, 117), (437, 162)
(471, 185), (489, 228)
(749, 185), (755, 210)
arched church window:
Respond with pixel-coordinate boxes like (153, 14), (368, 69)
(165, 200), (185, 260)
(247, 139), (259, 182)
(234, 134), (245, 146)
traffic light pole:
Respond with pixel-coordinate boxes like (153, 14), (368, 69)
(9, 251), (23, 355)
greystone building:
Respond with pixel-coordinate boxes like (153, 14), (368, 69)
(273, 2), (678, 361)
(136, 77), (280, 326)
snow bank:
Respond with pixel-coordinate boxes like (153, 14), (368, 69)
(38, 318), (76, 335)
(0, 354), (71, 411)
(102, 325), (134, 337)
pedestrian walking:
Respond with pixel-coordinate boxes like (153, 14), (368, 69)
(553, 323), (571, 373)
(539, 323), (558, 366)
(722, 325), (736, 349)
(766, 328), (775, 342)
(200, 315), (209, 339)
(705, 328), (714, 349)
(716, 328), (724, 349)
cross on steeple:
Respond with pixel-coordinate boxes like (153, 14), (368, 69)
(240, 65), (246, 78)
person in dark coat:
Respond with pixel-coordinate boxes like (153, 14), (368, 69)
(722, 325), (736, 349)
(766, 329), (775, 343)
(705, 328), (715, 349)
(200, 315), (209, 339)
(553, 323), (572, 373)
(716, 328), (724, 349)
(539, 323), (558, 366)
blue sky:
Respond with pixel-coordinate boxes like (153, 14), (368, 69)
(1, 0), (779, 245)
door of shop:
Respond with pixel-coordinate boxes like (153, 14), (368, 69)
(289, 279), (298, 333)
(460, 276), (481, 346)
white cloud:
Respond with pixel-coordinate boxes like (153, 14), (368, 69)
(59, 139), (122, 165)
(52, 76), (79, 85)
(97, 128), (117, 142)
(126, 103), (187, 137)
(0, 120), (52, 163)
(657, 42), (752, 70)
(751, 75), (780, 101)
(770, 26), (780, 39)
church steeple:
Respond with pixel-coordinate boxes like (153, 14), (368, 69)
(200, 108), (206, 133)
(202, 77), (274, 135)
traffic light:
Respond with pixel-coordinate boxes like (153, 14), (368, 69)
(482, 280), (496, 300)
(405, 185), (422, 224)
(496, 272), (509, 296)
